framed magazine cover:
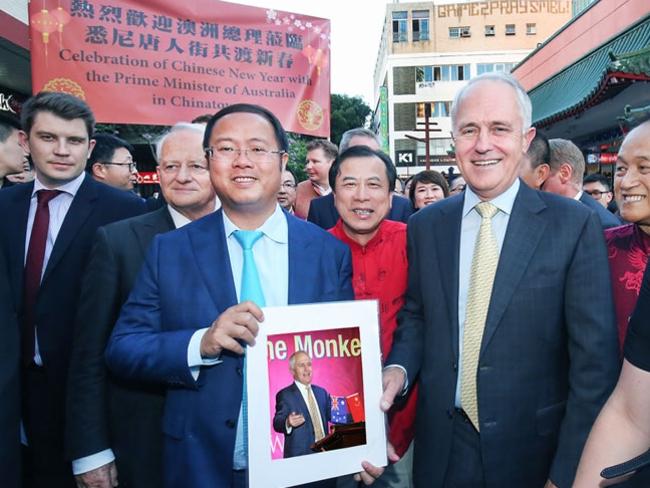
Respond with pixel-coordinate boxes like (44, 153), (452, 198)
(247, 300), (387, 487)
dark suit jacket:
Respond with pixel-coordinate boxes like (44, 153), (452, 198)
(105, 210), (353, 488)
(579, 191), (622, 229)
(387, 182), (620, 488)
(307, 193), (413, 230)
(66, 207), (175, 487)
(0, 176), (145, 465)
(0, 255), (20, 487)
(272, 383), (331, 458)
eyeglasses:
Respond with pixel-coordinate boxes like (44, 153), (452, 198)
(584, 189), (610, 198)
(103, 161), (137, 171)
(280, 182), (296, 190)
(205, 146), (285, 164)
(159, 162), (209, 175)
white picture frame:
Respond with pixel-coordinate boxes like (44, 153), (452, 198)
(247, 299), (387, 487)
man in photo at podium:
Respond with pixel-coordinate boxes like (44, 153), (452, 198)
(273, 351), (331, 458)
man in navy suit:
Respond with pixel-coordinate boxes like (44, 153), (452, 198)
(542, 138), (621, 229)
(379, 73), (619, 488)
(106, 104), (353, 488)
(0, 92), (145, 488)
(273, 351), (331, 458)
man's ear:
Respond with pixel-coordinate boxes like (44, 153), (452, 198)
(559, 163), (573, 184)
(92, 162), (106, 180)
(535, 164), (551, 187)
(18, 130), (30, 156)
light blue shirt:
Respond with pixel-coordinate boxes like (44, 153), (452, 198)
(455, 179), (519, 408)
(186, 204), (289, 470)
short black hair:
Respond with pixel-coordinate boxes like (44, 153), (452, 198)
(203, 103), (288, 153)
(21, 91), (95, 138)
(583, 173), (611, 191)
(526, 131), (550, 169)
(408, 170), (450, 208)
(329, 145), (397, 193)
(0, 112), (20, 143)
(283, 166), (297, 183)
(85, 133), (134, 172)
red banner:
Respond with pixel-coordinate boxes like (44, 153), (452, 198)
(29, 0), (331, 137)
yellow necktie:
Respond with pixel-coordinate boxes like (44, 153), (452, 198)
(307, 386), (325, 441)
(460, 202), (499, 430)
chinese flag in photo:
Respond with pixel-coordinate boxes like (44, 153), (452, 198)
(346, 393), (365, 422)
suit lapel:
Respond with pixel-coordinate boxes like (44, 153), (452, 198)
(187, 210), (237, 311)
(41, 177), (96, 285)
(480, 185), (547, 355)
(436, 198), (463, 360)
(132, 207), (175, 256)
(287, 215), (316, 305)
(5, 183), (33, 305)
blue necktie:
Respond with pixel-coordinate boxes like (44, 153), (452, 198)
(232, 230), (265, 470)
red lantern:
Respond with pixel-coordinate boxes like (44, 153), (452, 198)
(51, 6), (71, 43)
(31, 9), (58, 55)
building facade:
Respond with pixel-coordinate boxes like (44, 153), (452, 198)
(373, 0), (572, 176)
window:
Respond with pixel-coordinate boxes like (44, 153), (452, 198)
(449, 26), (470, 38)
(476, 62), (517, 75)
(417, 101), (452, 118)
(416, 64), (470, 83)
(505, 24), (516, 35)
(526, 23), (537, 35)
(412, 10), (429, 41)
(485, 25), (495, 36)
(392, 11), (408, 42)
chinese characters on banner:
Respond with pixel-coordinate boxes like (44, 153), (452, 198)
(29, 0), (331, 137)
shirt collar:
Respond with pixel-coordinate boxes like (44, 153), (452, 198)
(294, 380), (311, 392)
(462, 178), (520, 218)
(32, 171), (86, 197)
(223, 204), (288, 244)
(574, 191), (583, 201)
(167, 199), (220, 229)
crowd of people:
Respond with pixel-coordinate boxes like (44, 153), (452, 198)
(1, 70), (650, 488)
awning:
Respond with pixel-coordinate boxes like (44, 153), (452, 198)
(529, 16), (650, 127)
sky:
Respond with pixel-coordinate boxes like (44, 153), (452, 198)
(233, 0), (389, 106)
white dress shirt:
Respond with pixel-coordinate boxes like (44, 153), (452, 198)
(455, 178), (519, 408)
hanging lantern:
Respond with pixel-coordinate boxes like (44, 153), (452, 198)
(31, 9), (58, 55)
(51, 6), (71, 43)
(301, 44), (315, 65)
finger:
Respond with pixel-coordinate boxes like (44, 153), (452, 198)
(218, 336), (245, 355)
(239, 301), (265, 322)
(230, 323), (257, 347)
(109, 464), (119, 487)
(359, 461), (384, 485)
(386, 442), (400, 463)
(232, 311), (260, 336)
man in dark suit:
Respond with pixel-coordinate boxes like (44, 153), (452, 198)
(273, 351), (331, 458)
(105, 104), (353, 487)
(0, 113), (27, 190)
(0, 92), (145, 488)
(65, 122), (217, 488)
(0, 256), (20, 487)
(379, 73), (619, 488)
(307, 128), (412, 229)
(543, 138), (621, 229)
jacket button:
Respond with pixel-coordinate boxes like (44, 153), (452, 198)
(452, 362), (458, 371)
(225, 419), (236, 428)
(236, 367), (243, 376)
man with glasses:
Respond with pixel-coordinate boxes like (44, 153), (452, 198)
(106, 104), (353, 487)
(85, 133), (138, 191)
(66, 122), (217, 488)
(583, 173), (615, 210)
(277, 167), (297, 213)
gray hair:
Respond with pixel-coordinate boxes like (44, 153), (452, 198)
(289, 350), (310, 370)
(154, 122), (205, 163)
(339, 127), (381, 153)
(450, 72), (532, 132)
(549, 138), (585, 183)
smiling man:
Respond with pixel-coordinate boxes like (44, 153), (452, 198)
(105, 104), (353, 488)
(0, 92), (145, 488)
(273, 351), (331, 459)
(329, 146), (416, 487)
(379, 73), (619, 488)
